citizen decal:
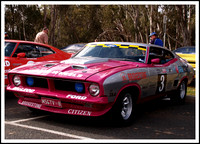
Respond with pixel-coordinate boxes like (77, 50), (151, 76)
(68, 109), (92, 116)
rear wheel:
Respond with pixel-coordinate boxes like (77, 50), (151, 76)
(171, 80), (187, 104)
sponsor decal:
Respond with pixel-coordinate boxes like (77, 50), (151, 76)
(23, 69), (52, 74)
(120, 72), (128, 82)
(178, 66), (184, 73)
(105, 44), (117, 47)
(52, 71), (83, 78)
(109, 90), (116, 97)
(5, 69), (11, 73)
(5, 60), (10, 67)
(174, 64), (179, 73)
(120, 71), (147, 82)
(66, 94), (87, 100)
(161, 69), (167, 73)
(68, 109), (92, 116)
(127, 72), (147, 81)
(87, 44), (146, 50)
(20, 101), (42, 109)
(12, 87), (35, 93)
(12, 63), (22, 66)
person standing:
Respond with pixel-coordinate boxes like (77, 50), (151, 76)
(5, 32), (9, 39)
(34, 27), (48, 44)
(149, 32), (163, 47)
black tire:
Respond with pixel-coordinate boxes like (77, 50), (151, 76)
(110, 90), (136, 126)
(171, 80), (187, 104)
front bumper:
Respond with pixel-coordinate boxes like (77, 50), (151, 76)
(6, 85), (112, 117)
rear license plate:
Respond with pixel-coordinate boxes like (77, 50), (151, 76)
(41, 97), (62, 108)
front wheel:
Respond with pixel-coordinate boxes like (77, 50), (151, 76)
(120, 93), (133, 121)
(111, 90), (136, 125)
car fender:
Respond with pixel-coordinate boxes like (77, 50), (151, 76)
(113, 83), (142, 104)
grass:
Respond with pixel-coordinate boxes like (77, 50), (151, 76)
(187, 81), (195, 96)
(187, 86), (195, 96)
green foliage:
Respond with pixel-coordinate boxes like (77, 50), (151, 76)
(4, 5), (196, 49)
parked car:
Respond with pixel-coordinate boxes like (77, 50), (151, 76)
(60, 43), (86, 54)
(173, 46), (195, 72)
(6, 42), (194, 125)
(4, 40), (72, 86)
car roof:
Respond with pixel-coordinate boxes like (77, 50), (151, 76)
(5, 39), (52, 47)
(87, 41), (163, 48)
(177, 46), (195, 49)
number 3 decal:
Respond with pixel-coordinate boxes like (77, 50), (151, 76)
(157, 74), (167, 93)
(159, 75), (165, 92)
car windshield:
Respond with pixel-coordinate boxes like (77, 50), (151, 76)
(173, 47), (195, 54)
(74, 43), (147, 63)
(5, 42), (17, 57)
(63, 44), (86, 53)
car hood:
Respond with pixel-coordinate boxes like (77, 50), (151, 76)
(9, 57), (130, 80)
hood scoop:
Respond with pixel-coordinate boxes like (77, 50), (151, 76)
(44, 63), (56, 67)
(71, 65), (87, 69)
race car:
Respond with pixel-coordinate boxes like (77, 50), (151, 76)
(6, 42), (194, 124)
(4, 40), (72, 86)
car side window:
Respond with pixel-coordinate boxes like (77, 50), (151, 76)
(5, 42), (16, 57)
(148, 47), (163, 64)
(148, 47), (174, 64)
(12, 44), (28, 57)
(12, 44), (55, 58)
(36, 46), (55, 56)
(162, 49), (174, 64)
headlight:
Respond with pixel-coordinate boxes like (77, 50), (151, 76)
(75, 82), (84, 93)
(26, 77), (34, 86)
(89, 83), (100, 96)
(13, 75), (21, 86)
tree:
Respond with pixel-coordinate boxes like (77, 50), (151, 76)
(4, 4), (195, 49)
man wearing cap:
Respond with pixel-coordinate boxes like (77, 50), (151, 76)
(149, 32), (163, 47)
(34, 27), (48, 44)
(5, 32), (9, 39)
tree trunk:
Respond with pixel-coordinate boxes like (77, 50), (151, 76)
(21, 7), (26, 41)
(43, 5), (47, 27)
(10, 5), (15, 39)
(176, 5), (191, 46)
(50, 5), (56, 46)
(149, 5), (153, 34)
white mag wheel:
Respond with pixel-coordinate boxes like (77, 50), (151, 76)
(121, 93), (133, 120)
(179, 81), (186, 99)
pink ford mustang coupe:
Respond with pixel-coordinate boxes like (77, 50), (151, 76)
(6, 42), (194, 124)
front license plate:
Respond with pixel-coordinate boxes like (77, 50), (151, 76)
(41, 97), (62, 108)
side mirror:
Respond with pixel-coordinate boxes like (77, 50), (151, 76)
(151, 58), (160, 64)
(17, 52), (26, 58)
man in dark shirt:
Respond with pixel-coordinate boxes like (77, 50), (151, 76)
(149, 32), (163, 47)
(5, 32), (9, 39)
